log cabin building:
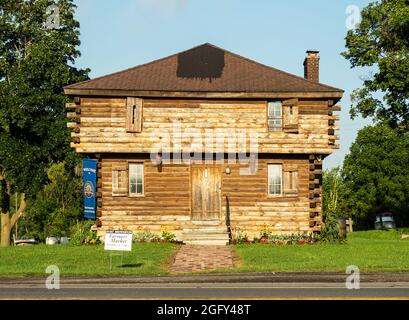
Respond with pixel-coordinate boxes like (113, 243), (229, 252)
(64, 43), (343, 245)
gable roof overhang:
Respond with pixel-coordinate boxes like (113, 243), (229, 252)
(64, 43), (344, 101)
(64, 88), (343, 99)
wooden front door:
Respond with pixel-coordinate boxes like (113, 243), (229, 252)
(191, 166), (221, 220)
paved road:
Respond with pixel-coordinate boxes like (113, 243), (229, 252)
(1, 282), (409, 299)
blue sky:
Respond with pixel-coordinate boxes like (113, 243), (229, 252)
(72, 0), (374, 169)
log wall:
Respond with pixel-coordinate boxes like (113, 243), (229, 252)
(97, 155), (313, 238)
(223, 157), (312, 237)
(66, 96), (337, 237)
(67, 98), (340, 154)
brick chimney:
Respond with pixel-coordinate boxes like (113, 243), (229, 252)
(303, 50), (320, 82)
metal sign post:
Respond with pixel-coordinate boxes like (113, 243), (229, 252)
(104, 230), (133, 271)
(109, 251), (124, 272)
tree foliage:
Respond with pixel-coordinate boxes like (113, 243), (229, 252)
(0, 0), (89, 245)
(342, 0), (409, 130)
(19, 162), (82, 241)
(0, 0), (89, 196)
(342, 124), (409, 229)
(320, 168), (345, 243)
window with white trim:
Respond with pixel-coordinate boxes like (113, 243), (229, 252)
(268, 164), (282, 195)
(268, 101), (282, 131)
(129, 163), (144, 196)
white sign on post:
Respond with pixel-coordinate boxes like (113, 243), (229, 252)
(104, 230), (133, 252)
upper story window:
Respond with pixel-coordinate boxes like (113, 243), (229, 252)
(268, 102), (282, 131)
(129, 163), (144, 196)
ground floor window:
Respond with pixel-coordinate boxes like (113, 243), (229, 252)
(129, 163), (144, 196)
(268, 164), (282, 195)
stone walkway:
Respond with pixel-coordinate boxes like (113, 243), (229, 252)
(170, 245), (235, 273)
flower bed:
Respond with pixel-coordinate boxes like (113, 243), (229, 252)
(132, 227), (183, 244)
(230, 226), (315, 245)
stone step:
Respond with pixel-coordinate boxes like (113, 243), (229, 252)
(183, 227), (228, 234)
(183, 239), (229, 246)
(183, 220), (229, 245)
(191, 220), (222, 226)
(182, 233), (230, 240)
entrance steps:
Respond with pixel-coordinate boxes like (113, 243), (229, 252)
(182, 220), (230, 246)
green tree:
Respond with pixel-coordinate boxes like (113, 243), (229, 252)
(19, 162), (82, 241)
(320, 167), (345, 243)
(342, 0), (409, 130)
(342, 124), (409, 229)
(0, 0), (89, 246)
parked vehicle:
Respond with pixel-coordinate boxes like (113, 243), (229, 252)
(45, 237), (60, 245)
(374, 212), (396, 230)
(59, 237), (70, 244)
(13, 235), (36, 246)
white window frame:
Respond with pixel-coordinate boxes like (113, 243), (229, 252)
(268, 164), (282, 196)
(268, 101), (283, 131)
(129, 163), (144, 197)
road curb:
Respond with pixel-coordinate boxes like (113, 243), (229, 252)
(2, 272), (409, 285)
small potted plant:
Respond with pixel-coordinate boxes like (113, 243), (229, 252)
(244, 238), (252, 244)
(259, 225), (270, 243)
(259, 236), (269, 244)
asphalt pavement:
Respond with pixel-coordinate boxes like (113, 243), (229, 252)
(1, 282), (409, 299)
(1, 273), (409, 299)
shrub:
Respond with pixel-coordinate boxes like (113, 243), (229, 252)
(133, 229), (160, 243)
(230, 227), (249, 244)
(160, 226), (176, 242)
(133, 227), (178, 243)
(320, 168), (344, 243)
(268, 233), (314, 244)
(70, 220), (101, 245)
(45, 209), (69, 237)
(162, 231), (176, 242)
(259, 225), (271, 238)
(19, 162), (83, 242)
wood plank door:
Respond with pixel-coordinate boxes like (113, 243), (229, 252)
(191, 166), (221, 220)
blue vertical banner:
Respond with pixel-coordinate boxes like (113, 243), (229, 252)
(83, 159), (97, 219)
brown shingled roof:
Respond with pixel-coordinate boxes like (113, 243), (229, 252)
(64, 43), (343, 95)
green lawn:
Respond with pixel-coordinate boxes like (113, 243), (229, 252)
(233, 230), (409, 273)
(1, 230), (409, 277)
(0, 243), (178, 277)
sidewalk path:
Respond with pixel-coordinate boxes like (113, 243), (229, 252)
(170, 245), (235, 273)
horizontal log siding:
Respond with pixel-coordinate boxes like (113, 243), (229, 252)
(69, 98), (339, 154)
(99, 158), (190, 238)
(222, 158), (311, 237)
(98, 155), (312, 238)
